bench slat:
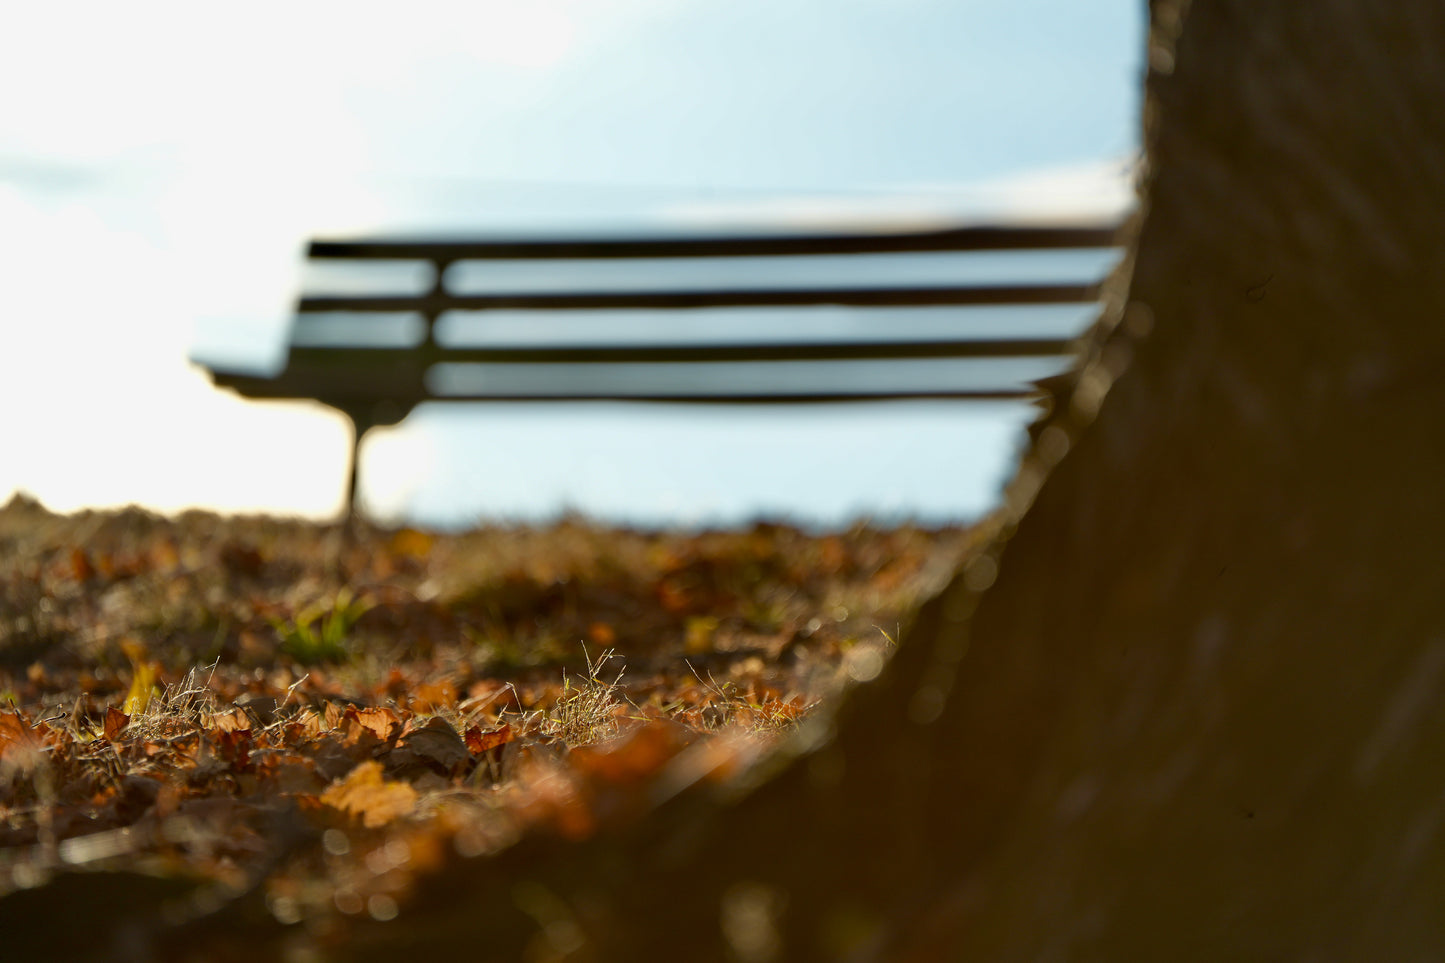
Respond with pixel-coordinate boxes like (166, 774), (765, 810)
(212, 351), (1058, 402)
(409, 389), (1040, 402)
(211, 372), (1039, 404)
(297, 282), (1101, 314)
(307, 224), (1121, 261)
(208, 367), (432, 406)
(284, 338), (1072, 365)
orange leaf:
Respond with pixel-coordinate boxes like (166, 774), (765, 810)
(465, 724), (514, 755)
(351, 706), (403, 743)
(409, 679), (457, 713)
(320, 761), (418, 829)
(213, 728), (253, 770)
(207, 706), (252, 733)
(327, 704), (402, 745)
(0, 712), (47, 771)
(103, 707), (130, 741)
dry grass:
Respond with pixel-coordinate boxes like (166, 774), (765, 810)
(123, 661), (222, 740)
(543, 646), (626, 748)
(677, 661), (819, 733)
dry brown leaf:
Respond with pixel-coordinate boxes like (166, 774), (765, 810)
(102, 707), (130, 741)
(396, 716), (470, 773)
(321, 761), (418, 828)
(326, 704), (402, 745)
(213, 728), (254, 770)
(409, 679), (457, 713)
(0, 712), (45, 770)
(465, 724), (514, 756)
(207, 707), (252, 733)
(0, 506), (966, 946)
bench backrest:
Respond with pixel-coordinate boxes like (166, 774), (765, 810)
(201, 221), (1123, 513)
(209, 223), (1122, 424)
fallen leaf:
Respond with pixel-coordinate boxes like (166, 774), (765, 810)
(321, 761), (418, 829)
(409, 679), (457, 713)
(393, 716), (469, 774)
(213, 728), (253, 771)
(103, 707), (130, 741)
(326, 704), (402, 745)
(0, 712), (45, 770)
(465, 724), (514, 755)
(207, 707), (252, 733)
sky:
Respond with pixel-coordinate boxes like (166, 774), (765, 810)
(0, 0), (1143, 529)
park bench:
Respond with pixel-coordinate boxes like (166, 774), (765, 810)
(197, 222), (1123, 514)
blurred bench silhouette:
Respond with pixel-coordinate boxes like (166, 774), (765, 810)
(198, 222), (1123, 515)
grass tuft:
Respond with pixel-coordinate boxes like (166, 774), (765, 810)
(272, 588), (372, 665)
(544, 646), (625, 748)
(125, 660), (222, 740)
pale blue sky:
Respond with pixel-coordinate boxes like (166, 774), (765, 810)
(0, 0), (1144, 527)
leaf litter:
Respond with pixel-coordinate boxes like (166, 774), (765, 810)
(0, 492), (980, 952)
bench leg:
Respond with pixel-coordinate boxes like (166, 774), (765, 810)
(345, 421), (362, 522)
(340, 410), (376, 524)
(337, 400), (408, 525)
(326, 413), (371, 576)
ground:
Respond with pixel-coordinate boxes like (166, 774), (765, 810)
(0, 492), (978, 956)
